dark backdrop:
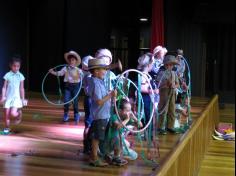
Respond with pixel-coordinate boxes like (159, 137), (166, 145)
(0, 0), (235, 103)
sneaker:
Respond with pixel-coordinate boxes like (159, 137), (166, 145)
(212, 135), (224, 141)
(112, 157), (128, 166)
(104, 154), (113, 164)
(89, 159), (109, 167)
(167, 128), (180, 134)
(74, 113), (80, 124)
(3, 128), (11, 135)
(63, 113), (69, 122)
(157, 129), (167, 135)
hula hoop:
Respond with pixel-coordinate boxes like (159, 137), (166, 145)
(41, 64), (82, 106)
(115, 76), (145, 118)
(114, 69), (155, 133)
(182, 57), (191, 97)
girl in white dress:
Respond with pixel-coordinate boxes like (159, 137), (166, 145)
(1, 57), (27, 134)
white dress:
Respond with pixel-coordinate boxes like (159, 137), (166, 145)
(3, 71), (25, 108)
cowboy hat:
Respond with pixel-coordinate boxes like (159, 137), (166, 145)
(95, 48), (112, 65)
(153, 45), (163, 56)
(88, 58), (109, 70)
(82, 55), (94, 71)
(163, 55), (179, 65)
(64, 51), (81, 66)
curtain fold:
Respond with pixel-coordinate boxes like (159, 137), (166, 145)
(151, 0), (164, 51)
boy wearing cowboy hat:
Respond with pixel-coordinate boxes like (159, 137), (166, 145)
(155, 54), (180, 134)
(49, 50), (83, 124)
(87, 58), (117, 167)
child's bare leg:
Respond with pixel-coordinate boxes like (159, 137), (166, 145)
(4, 108), (11, 129)
(114, 148), (121, 158)
(10, 107), (22, 124)
(91, 139), (99, 161)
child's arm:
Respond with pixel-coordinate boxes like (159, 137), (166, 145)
(129, 112), (143, 128)
(1, 80), (7, 102)
(20, 80), (26, 105)
(49, 67), (66, 76)
(113, 115), (130, 129)
(95, 89), (117, 106)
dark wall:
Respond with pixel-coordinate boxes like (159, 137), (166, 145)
(0, 0), (234, 103)
(29, 0), (110, 91)
(29, 0), (65, 91)
(65, 0), (110, 55)
(0, 0), (28, 89)
(164, 0), (235, 103)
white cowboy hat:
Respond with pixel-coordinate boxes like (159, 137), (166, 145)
(153, 45), (163, 56)
(88, 58), (109, 70)
(95, 48), (112, 65)
(64, 51), (81, 66)
(82, 55), (94, 71)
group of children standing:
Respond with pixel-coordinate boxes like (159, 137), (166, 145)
(0, 46), (190, 167)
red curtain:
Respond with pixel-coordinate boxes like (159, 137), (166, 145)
(151, 0), (164, 51)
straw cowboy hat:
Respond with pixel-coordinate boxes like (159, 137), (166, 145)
(163, 55), (179, 65)
(64, 51), (81, 66)
(88, 58), (109, 70)
(95, 48), (112, 65)
(82, 55), (94, 71)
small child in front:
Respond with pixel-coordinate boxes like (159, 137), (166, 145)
(87, 58), (117, 167)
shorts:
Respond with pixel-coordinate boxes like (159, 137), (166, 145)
(90, 119), (109, 141)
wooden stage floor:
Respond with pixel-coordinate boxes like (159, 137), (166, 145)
(0, 95), (210, 176)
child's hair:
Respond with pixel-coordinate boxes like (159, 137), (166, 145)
(119, 98), (130, 110)
(10, 55), (22, 65)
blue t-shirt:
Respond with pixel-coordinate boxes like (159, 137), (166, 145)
(88, 76), (111, 120)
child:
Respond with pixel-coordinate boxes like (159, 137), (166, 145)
(49, 51), (83, 124)
(0, 57), (27, 134)
(174, 93), (188, 132)
(155, 54), (180, 134)
(106, 98), (142, 165)
(137, 53), (159, 131)
(81, 55), (93, 154)
(87, 58), (117, 167)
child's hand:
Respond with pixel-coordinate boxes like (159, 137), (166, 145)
(110, 89), (117, 97)
(114, 122), (122, 129)
(128, 112), (137, 121)
(49, 68), (55, 74)
(154, 88), (159, 94)
(22, 99), (28, 106)
(167, 80), (172, 88)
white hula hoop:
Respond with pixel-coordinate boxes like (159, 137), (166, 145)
(114, 69), (155, 133)
(41, 64), (82, 106)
